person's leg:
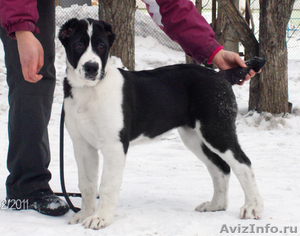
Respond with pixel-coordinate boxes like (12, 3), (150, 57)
(0, 0), (55, 199)
(0, 0), (68, 215)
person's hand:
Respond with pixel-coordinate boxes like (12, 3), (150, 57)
(212, 49), (257, 85)
(15, 31), (44, 83)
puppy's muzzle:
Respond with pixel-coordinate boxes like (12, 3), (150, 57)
(83, 61), (99, 80)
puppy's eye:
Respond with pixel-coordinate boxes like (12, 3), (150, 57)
(97, 43), (106, 51)
(74, 42), (84, 51)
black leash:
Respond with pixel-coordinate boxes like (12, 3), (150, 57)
(55, 105), (81, 213)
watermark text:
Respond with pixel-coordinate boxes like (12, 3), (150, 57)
(1, 199), (29, 210)
(220, 223), (298, 234)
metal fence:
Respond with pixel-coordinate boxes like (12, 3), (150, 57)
(56, 0), (300, 59)
(55, 1), (98, 26)
(287, 0), (300, 59)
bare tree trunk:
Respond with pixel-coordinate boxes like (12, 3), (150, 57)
(217, 0), (260, 112)
(224, 0), (239, 53)
(217, 0), (295, 114)
(256, 0), (295, 113)
(212, 3), (229, 47)
(217, 0), (259, 58)
(99, 0), (136, 70)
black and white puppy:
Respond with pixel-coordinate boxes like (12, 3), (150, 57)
(59, 18), (265, 230)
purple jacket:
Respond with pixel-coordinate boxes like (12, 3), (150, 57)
(0, 0), (221, 63)
(143, 0), (222, 63)
(0, 0), (39, 38)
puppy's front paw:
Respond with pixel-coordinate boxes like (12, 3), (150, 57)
(239, 201), (264, 219)
(195, 201), (227, 212)
(82, 215), (113, 230)
(69, 210), (93, 224)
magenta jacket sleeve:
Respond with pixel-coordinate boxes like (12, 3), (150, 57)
(143, 0), (222, 64)
(0, 0), (39, 39)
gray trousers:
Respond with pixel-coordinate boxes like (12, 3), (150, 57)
(0, 0), (56, 199)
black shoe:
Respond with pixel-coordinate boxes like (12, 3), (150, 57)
(7, 189), (69, 216)
(27, 189), (70, 216)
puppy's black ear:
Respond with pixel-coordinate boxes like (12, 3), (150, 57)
(103, 21), (116, 47)
(58, 18), (79, 44)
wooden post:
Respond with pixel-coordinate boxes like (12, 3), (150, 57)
(99, 0), (136, 70)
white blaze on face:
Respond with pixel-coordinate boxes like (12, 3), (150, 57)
(74, 22), (102, 85)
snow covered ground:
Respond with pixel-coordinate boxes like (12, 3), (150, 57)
(0, 6), (300, 236)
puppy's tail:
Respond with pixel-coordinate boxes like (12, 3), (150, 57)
(219, 57), (267, 85)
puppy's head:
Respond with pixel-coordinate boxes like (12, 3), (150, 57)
(59, 18), (115, 87)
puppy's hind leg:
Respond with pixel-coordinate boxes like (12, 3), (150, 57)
(178, 126), (230, 212)
(195, 143), (231, 212)
(198, 122), (263, 219)
(221, 147), (264, 219)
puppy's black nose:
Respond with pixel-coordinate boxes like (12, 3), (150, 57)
(83, 62), (99, 76)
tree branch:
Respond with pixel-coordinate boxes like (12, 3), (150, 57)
(216, 0), (259, 57)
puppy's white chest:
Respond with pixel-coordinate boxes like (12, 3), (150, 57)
(64, 67), (125, 149)
(65, 100), (105, 149)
